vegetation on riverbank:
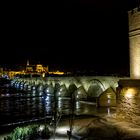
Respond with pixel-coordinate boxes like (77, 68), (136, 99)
(4, 124), (50, 140)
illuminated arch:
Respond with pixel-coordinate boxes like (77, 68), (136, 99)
(87, 79), (105, 98)
(56, 84), (68, 97)
(44, 84), (54, 95)
(98, 87), (116, 107)
(68, 84), (77, 95)
(74, 86), (87, 101)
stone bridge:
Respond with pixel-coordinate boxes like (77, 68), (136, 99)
(12, 76), (128, 106)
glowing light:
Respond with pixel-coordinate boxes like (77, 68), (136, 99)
(39, 125), (44, 131)
(6, 93), (10, 96)
(107, 94), (111, 99)
(58, 101), (62, 108)
(42, 73), (45, 77)
(107, 107), (111, 116)
(126, 92), (132, 98)
(58, 92), (61, 95)
(56, 126), (69, 134)
(45, 96), (50, 101)
(76, 101), (80, 108)
(39, 92), (43, 96)
(60, 88), (63, 92)
(125, 88), (136, 98)
(77, 91), (81, 94)
(107, 99), (111, 104)
(49, 70), (64, 75)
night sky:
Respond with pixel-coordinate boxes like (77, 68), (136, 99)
(1, 0), (139, 75)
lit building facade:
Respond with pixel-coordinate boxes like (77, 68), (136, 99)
(128, 6), (140, 79)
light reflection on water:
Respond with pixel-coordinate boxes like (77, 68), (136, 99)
(0, 91), (116, 126)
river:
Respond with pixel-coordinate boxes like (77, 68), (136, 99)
(0, 81), (116, 136)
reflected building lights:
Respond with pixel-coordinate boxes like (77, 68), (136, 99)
(76, 101), (80, 109)
(107, 107), (111, 116)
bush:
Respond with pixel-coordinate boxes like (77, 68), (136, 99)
(4, 124), (50, 140)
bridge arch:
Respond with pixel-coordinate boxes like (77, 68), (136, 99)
(87, 79), (105, 98)
(56, 84), (68, 97)
(68, 84), (77, 94)
(74, 86), (87, 100)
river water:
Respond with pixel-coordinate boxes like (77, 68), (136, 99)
(0, 83), (116, 128)
(2, 83), (140, 139)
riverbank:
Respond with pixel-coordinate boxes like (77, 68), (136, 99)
(1, 114), (140, 140)
(49, 114), (140, 140)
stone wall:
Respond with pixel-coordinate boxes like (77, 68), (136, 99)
(116, 79), (140, 125)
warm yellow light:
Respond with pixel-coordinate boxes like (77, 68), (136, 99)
(125, 88), (136, 98)
(107, 93), (111, 98)
(125, 92), (133, 98)
(49, 71), (64, 75)
(42, 73), (45, 77)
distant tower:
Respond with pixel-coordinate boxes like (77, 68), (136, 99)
(27, 60), (29, 66)
(128, 6), (140, 79)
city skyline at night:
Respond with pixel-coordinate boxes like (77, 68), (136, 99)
(1, 0), (139, 75)
(1, 1), (140, 139)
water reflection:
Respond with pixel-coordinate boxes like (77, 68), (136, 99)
(0, 88), (116, 126)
